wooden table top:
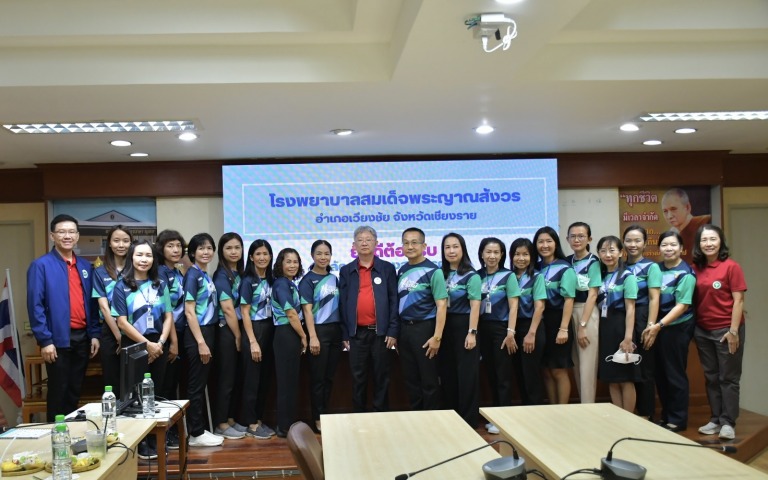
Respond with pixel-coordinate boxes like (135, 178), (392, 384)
(322, 410), (501, 480)
(3, 418), (155, 480)
(481, 403), (766, 479)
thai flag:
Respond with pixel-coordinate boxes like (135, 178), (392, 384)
(0, 273), (24, 408)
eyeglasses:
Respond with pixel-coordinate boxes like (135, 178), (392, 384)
(402, 241), (424, 247)
(598, 248), (620, 255)
(53, 230), (79, 237)
(568, 235), (588, 241)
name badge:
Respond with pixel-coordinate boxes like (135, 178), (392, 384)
(601, 300), (608, 318)
(146, 313), (154, 330)
(265, 302), (272, 317)
(484, 298), (492, 314)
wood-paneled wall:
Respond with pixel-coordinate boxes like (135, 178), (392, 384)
(2, 151), (767, 202)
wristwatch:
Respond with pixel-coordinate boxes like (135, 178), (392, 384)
(579, 321), (587, 328)
(468, 328), (478, 335)
(158, 338), (166, 346)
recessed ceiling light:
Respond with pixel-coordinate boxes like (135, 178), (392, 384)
(496, 0), (524, 4)
(475, 125), (494, 135)
(674, 127), (697, 134)
(640, 111), (768, 122)
(330, 129), (354, 136)
(3, 120), (196, 134)
(619, 123), (639, 132)
(178, 132), (198, 141)
(110, 140), (132, 147)
(643, 140), (662, 146)
(130, 152), (149, 157)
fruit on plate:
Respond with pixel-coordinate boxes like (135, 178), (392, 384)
(1, 461), (23, 472)
(106, 432), (119, 444)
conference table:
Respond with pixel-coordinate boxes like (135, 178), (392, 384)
(2, 417), (155, 480)
(481, 403), (766, 479)
(322, 410), (501, 480)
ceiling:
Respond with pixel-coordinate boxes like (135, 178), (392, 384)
(1, 0), (767, 170)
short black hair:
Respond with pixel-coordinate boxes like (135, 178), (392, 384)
(187, 233), (216, 263)
(50, 214), (78, 232)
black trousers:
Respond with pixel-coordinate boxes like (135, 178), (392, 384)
(45, 328), (90, 422)
(399, 319), (441, 411)
(513, 318), (546, 405)
(307, 323), (342, 421)
(240, 320), (274, 425)
(633, 305), (657, 418)
(100, 322), (121, 398)
(184, 324), (215, 437)
(440, 313), (479, 426)
(655, 320), (694, 428)
(159, 326), (185, 401)
(273, 324), (303, 432)
(479, 320), (514, 407)
(213, 323), (241, 425)
(143, 332), (168, 398)
(349, 327), (392, 412)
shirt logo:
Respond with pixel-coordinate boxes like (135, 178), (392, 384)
(82, 270), (89, 278)
(712, 281), (722, 289)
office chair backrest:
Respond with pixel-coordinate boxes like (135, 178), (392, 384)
(287, 421), (324, 480)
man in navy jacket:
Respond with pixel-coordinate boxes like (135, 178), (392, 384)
(27, 214), (100, 420)
(339, 226), (398, 412)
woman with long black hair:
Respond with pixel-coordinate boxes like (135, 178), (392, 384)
(239, 239), (276, 439)
(533, 226), (576, 404)
(272, 248), (305, 438)
(299, 240), (341, 432)
(440, 232), (481, 427)
(212, 232), (246, 440)
(112, 240), (172, 459)
(92, 225), (132, 396)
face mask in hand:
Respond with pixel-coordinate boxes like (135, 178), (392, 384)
(605, 348), (642, 365)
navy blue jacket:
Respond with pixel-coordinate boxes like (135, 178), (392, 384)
(27, 249), (100, 348)
(339, 256), (399, 340)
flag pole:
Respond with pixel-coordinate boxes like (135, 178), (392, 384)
(5, 269), (25, 424)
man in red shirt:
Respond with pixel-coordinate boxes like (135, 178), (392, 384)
(339, 226), (399, 412)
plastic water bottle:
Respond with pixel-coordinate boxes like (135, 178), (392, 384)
(102, 385), (117, 434)
(141, 373), (155, 418)
(51, 415), (72, 480)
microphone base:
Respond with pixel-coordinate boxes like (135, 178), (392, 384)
(601, 457), (647, 480)
(482, 456), (527, 480)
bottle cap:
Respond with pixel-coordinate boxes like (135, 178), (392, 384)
(105, 386), (113, 392)
(55, 414), (66, 423)
(144, 373), (151, 378)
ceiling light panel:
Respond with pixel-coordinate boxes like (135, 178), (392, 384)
(3, 120), (197, 134)
(640, 111), (768, 122)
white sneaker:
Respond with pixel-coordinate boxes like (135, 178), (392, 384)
(189, 430), (224, 447)
(719, 425), (735, 440)
(485, 423), (493, 431)
(698, 422), (721, 435)
(487, 424), (500, 435)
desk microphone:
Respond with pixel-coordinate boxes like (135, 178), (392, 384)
(601, 436), (738, 480)
(394, 439), (526, 480)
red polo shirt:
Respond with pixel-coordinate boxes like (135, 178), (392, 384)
(66, 255), (87, 329)
(693, 258), (747, 331)
(356, 260), (376, 327)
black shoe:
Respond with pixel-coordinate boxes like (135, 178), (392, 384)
(138, 440), (159, 460)
(275, 427), (288, 438)
(167, 429), (180, 450)
(662, 423), (686, 432)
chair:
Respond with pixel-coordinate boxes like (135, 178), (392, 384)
(286, 421), (324, 480)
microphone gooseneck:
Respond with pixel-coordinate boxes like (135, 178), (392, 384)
(393, 439), (522, 480)
(602, 436), (738, 480)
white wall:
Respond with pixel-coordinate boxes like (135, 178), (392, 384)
(156, 196), (224, 270)
(559, 188), (620, 254)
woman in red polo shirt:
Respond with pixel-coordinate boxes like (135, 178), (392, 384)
(692, 224), (747, 441)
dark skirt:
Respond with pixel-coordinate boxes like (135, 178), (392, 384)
(598, 308), (640, 383)
(541, 308), (574, 369)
